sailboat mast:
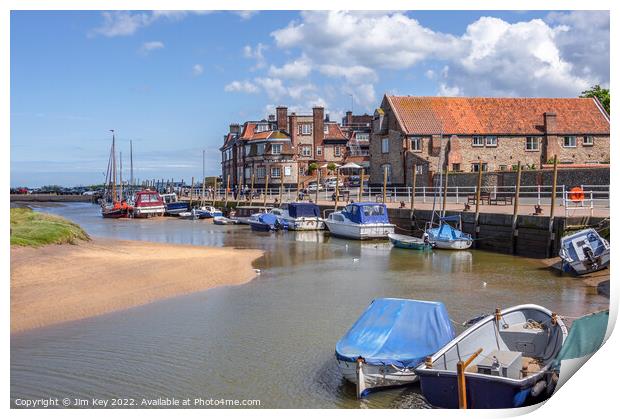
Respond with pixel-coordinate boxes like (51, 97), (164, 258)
(119, 151), (123, 201)
(130, 140), (134, 196)
(111, 130), (117, 202)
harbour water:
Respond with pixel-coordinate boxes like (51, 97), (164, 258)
(11, 203), (608, 408)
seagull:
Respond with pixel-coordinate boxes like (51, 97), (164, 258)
(353, 258), (359, 263)
(254, 269), (261, 275)
(482, 281), (487, 288)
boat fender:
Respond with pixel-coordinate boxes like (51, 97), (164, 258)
(530, 380), (547, 397)
(356, 357), (367, 399)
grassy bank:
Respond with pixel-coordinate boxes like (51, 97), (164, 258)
(10, 207), (90, 247)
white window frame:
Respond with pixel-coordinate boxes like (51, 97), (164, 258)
(356, 132), (369, 141)
(410, 137), (422, 151)
(284, 166), (291, 176)
(381, 137), (389, 154)
(256, 123), (269, 133)
(245, 145), (251, 156)
(471, 162), (488, 172)
(324, 124), (329, 134)
(525, 137), (541, 151)
(334, 146), (342, 157)
(271, 144), (282, 155)
(316, 146), (322, 156)
(485, 136), (498, 147)
(300, 124), (312, 135)
(563, 136), (577, 148)
(256, 166), (266, 179)
(583, 135), (594, 146)
(381, 163), (392, 183)
(472, 136), (484, 147)
(271, 167), (281, 178)
(301, 145), (311, 157)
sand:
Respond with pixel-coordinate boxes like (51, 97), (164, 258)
(10, 239), (263, 333)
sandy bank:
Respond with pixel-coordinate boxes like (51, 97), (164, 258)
(11, 239), (263, 333)
(539, 257), (610, 293)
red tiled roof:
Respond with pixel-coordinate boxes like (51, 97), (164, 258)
(324, 123), (347, 140)
(386, 95), (610, 135)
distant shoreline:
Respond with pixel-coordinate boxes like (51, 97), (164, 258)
(10, 239), (263, 333)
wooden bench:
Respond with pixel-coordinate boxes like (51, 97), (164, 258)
(489, 193), (514, 206)
(467, 192), (490, 205)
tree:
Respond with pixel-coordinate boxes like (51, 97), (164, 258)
(580, 85), (610, 114)
(308, 162), (318, 174)
(326, 162), (337, 173)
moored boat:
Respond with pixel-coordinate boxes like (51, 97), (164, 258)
(559, 228), (610, 275)
(213, 216), (239, 225)
(388, 233), (432, 250)
(130, 190), (165, 218)
(425, 215), (472, 250)
(247, 212), (285, 231)
(415, 304), (567, 409)
(161, 193), (189, 216)
(270, 203), (324, 231)
(197, 206), (223, 218)
(229, 206), (271, 225)
(336, 298), (455, 398)
(324, 202), (394, 240)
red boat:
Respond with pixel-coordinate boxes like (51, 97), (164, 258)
(130, 190), (165, 218)
(101, 129), (131, 218)
(101, 200), (132, 218)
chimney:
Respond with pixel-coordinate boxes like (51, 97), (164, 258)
(276, 106), (288, 131)
(268, 114), (276, 122)
(544, 112), (557, 134)
(313, 107), (324, 149)
(229, 123), (240, 134)
(544, 112), (559, 161)
(345, 111), (353, 126)
(289, 112), (298, 147)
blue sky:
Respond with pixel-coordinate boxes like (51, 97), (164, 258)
(10, 10), (609, 186)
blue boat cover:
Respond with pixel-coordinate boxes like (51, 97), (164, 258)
(439, 215), (461, 222)
(258, 213), (278, 226)
(342, 203), (390, 224)
(336, 298), (455, 368)
(428, 224), (470, 241)
(288, 203), (320, 218)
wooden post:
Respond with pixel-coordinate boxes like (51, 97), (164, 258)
(511, 162), (522, 254)
(263, 174), (269, 207)
(382, 166), (388, 203)
(547, 155), (559, 257)
(249, 174), (255, 207)
(457, 348), (483, 409)
(442, 168), (449, 216)
(315, 169), (320, 203)
(359, 168), (365, 203)
(474, 160), (483, 242)
(279, 170), (284, 206)
(201, 176), (206, 207)
(334, 169), (340, 211)
(189, 177), (195, 208)
(410, 165), (417, 212)
(212, 177), (217, 205)
(224, 175), (230, 207)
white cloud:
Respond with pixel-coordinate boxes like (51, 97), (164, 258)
(234, 11), (259, 20)
(140, 41), (164, 54)
(224, 80), (260, 94)
(255, 77), (288, 100)
(318, 64), (378, 84)
(437, 84), (463, 96)
(425, 69), (435, 80)
(243, 43), (268, 70)
(90, 11), (211, 37)
(192, 64), (204, 76)
(268, 56), (312, 79)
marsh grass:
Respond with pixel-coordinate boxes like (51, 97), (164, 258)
(10, 207), (90, 246)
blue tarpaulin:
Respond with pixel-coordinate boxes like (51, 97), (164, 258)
(427, 224), (470, 241)
(336, 298), (455, 368)
(288, 203), (320, 218)
(258, 213), (278, 226)
(342, 203), (390, 224)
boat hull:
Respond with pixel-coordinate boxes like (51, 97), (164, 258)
(562, 250), (610, 275)
(431, 239), (472, 250)
(101, 208), (129, 219)
(132, 205), (165, 218)
(325, 221), (394, 240)
(336, 359), (418, 396)
(287, 218), (325, 231)
(388, 234), (431, 250)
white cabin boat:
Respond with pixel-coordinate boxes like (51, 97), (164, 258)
(269, 203), (324, 231)
(559, 228), (610, 275)
(324, 203), (394, 240)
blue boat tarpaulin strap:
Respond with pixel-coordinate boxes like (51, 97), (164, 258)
(555, 311), (608, 362)
(343, 203), (390, 224)
(336, 298), (455, 368)
(288, 203), (320, 218)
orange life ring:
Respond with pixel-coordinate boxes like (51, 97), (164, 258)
(568, 186), (585, 202)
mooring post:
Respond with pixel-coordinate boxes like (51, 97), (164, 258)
(334, 169), (340, 211)
(315, 169), (320, 203)
(474, 160), (483, 243)
(249, 174), (255, 207)
(547, 155), (559, 257)
(359, 168), (365, 203)
(511, 161), (522, 254)
(382, 166), (388, 203)
(442, 168), (449, 217)
(263, 174), (269, 208)
(410, 164), (417, 216)
(212, 177), (217, 205)
(224, 175), (230, 208)
(279, 172), (284, 206)
(189, 177), (195, 208)
(201, 177), (206, 207)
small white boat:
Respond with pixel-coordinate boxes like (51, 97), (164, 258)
(161, 193), (189, 216)
(416, 304), (568, 409)
(559, 228), (609, 275)
(198, 206), (223, 218)
(269, 203), (324, 231)
(213, 216), (239, 225)
(229, 206), (271, 225)
(425, 215), (472, 250)
(388, 233), (432, 250)
(324, 203), (394, 240)
(336, 298), (455, 398)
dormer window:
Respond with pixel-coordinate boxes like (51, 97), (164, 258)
(271, 144), (282, 155)
(256, 123), (269, 133)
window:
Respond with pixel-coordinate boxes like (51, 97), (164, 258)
(256, 167), (266, 179)
(485, 136), (498, 147)
(380, 163), (392, 183)
(410, 137), (422, 151)
(381, 137), (389, 153)
(583, 135), (594, 146)
(356, 132), (369, 141)
(257, 144), (265, 155)
(334, 146), (341, 157)
(416, 165), (424, 174)
(271, 144), (282, 155)
(300, 124), (312, 135)
(316, 146), (322, 156)
(301, 146), (312, 157)
(526, 137), (541, 151)
(245, 145), (251, 156)
(452, 163), (461, 172)
(271, 167), (281, 178)
(299, 166), (305, 175)
(471, 162), (488, 172)
(256, 123), (269, 133)
(472, 136), (484, 147)
(324, 124), (329, 134)
(563, 136), (577, 148)
(499, 165), (508, 171)
(284, 166), (291, 176)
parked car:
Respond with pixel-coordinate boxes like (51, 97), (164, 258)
(306, 182), (324, 192)
(324, 177), (344, 190)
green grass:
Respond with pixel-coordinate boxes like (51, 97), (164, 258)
(10, 207), (90, 247)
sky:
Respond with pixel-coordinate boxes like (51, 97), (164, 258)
(10, 10), (610, 187)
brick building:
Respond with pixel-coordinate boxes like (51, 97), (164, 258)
(369, 95), (610, 186)
(221, 106), (368, 188)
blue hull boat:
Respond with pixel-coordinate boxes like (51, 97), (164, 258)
(388, 233), (432, 250)
(335, 298), (454, 398)
(415, 304), (567, 409)
(248, 213), (288, 232)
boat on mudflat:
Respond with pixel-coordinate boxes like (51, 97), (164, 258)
(213, 216), (239, 225)
(161, 193), (189, 216)
(270, 203), (324, 231)
(336, 298), (455, 398)
(388, 233), (432, 250)
(324, 203), (395, 240)
(425, 215), (472, 250)
(247, 212), (286, 232)
(415, 304), (567, 409)
(130, 190), (165, 218)
(559, 228), (610, 275)
(197, 206), (223, 218)
(229, 206), (271, 225)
